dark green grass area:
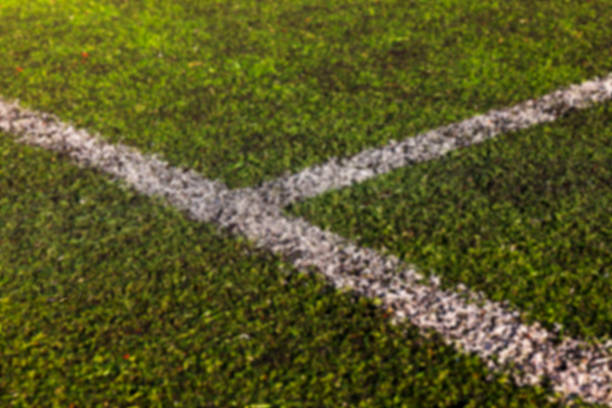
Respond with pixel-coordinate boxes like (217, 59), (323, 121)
(289, 103), (612, 342)
(1, 0), (611, 188)
(0, 135), (588, 407)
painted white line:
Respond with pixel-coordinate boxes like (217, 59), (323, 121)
(0, 102), (228, 219)
(252, 74), (612, 207)
(1, 83), (611, 406)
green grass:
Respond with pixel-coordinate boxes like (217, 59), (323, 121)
(0, 132), (581, 407)
(289, 102), (612, 342)
(1, 0), (611, 406)
(0, 0), (610, 187)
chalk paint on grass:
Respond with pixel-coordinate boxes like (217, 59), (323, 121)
(253, 73), (612, 207)
(2, 73), (612, 406)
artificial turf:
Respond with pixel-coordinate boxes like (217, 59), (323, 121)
(0, 0), (611, 188)
(0, 132), (589, 407)
(288, 102), (612, 342)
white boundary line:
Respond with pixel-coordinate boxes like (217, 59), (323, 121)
(251, 74), (612, 207)
(1, 74), (612, 406)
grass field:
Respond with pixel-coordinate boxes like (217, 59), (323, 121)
(1, 0), (611, 407)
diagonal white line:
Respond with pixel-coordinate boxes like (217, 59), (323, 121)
(251, 74), (612, 207)
(1, 75), (611, 407)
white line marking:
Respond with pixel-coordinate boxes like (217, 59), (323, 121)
(1, 74), (612, 406)
(252, 74), (612, 207)
(0, 104), (228, 219)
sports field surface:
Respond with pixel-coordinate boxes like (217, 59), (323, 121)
(1, 1), (611, 407)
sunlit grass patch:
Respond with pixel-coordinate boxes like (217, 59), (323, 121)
(0, 0), (611, 187)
